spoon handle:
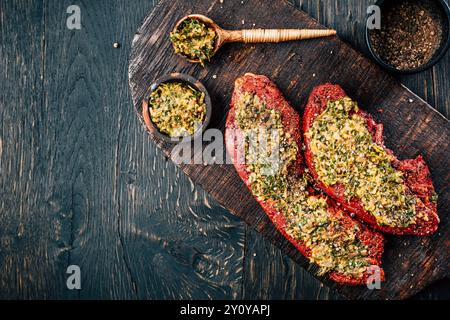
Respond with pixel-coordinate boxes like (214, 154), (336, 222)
(224, 28), (336, 43)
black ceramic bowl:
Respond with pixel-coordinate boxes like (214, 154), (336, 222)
(142, 73), (212, 144)
(366, 0), (450, 74)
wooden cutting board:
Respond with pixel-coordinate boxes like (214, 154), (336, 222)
(128, 0), (449, 299)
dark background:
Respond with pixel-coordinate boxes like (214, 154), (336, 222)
(0, 0), (448, 299)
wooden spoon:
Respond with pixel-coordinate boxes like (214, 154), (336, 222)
(173, 14), (337, 64)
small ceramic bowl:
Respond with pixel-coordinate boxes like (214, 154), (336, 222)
(365, 0), (450, 74)
(142, 73), (212, 144)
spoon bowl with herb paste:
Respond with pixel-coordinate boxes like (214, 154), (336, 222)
(170, 15), (218, 66)
(142, 73), (212, 143)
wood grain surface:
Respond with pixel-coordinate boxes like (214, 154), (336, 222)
(129, 0), (450, 300)
(0, 0), (448, 300)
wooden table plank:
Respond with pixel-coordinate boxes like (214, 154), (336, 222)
(39, 0), (147, 299)
(0, 0), (68, 299)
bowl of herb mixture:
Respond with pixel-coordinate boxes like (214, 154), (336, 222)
(366, 0), (450, 73)
(142, 73), (212, 143)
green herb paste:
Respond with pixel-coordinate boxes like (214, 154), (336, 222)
(306, 97), (417, 227)
(149, 82), (206, 137)
(170, 18), (217, 66)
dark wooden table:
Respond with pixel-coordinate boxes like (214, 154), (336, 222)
(0, 0), (448, 299)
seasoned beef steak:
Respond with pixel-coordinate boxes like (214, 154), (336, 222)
(303, 84), (439, 236)
(225, 74), (384, 285)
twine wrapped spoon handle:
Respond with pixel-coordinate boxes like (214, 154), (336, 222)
(226, 28), (337, 43)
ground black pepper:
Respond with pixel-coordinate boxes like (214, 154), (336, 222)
(369, 0), (444, 70)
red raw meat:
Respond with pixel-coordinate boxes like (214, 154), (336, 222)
(225, 74), (385, 285)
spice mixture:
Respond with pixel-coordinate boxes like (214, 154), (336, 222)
(170, 18), (217, 66)
(369, 0), (443, 70)
(149, 82), (206, 137)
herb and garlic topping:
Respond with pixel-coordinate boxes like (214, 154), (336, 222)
(149, 82), (206, 137)
(306, 97), (417, 228)
(170, 18), (217, 66)
(235, 92), (371, 278)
